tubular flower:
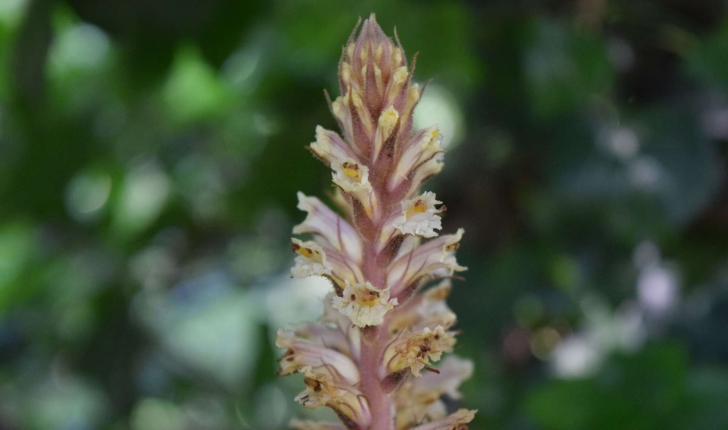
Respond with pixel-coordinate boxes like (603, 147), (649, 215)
(277, 14), (476, 430)
(393, 191), (444, 238)
(291, 238), (333, 278)
(332, 280), (398, 328)
(394, 356), (474, 430)
(385, 326), (458, 377)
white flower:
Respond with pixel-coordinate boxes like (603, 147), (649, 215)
(387, 229), (467, 294)
(331, 158), (371, 193)
(332, 281), (398, 327)
(309, 126), (359, 166)
(275, 329), (360, 384)
(392, 126), (443, 186)
(293, 192), (363, 263)
(293, 366), (372, 427)
(389, 280), (457, 333)
(406, 153), (445, 195)
(291, 238), (332, 278)
(331, 158), (378, 216)
(393, 191), (443, 238)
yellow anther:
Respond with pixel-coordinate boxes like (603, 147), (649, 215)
(342, 162), (360, 180)
(356, 289), (381, 307)
(411, 200), (427, 214)
(293, 243), (317, 259)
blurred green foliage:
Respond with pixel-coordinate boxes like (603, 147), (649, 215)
(1, 0), (728, 429)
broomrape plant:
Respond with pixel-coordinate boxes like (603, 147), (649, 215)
(278, 14), (476, 430)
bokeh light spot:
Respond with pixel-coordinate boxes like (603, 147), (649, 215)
(413, 84), (464, 150)
(65, 169), (112, 222)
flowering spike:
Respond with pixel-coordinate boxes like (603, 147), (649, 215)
(278, 14), (475, 430)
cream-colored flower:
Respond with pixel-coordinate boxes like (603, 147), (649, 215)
(393, 191), (443, 238)
(388, 326), (457, 377)
(374, 106), (400, 158)
(275, 330), (359, 384)
(398, 82), (422, 129)
(291, 238), (332, 278)
(387, 229), (467, 294)
(383, 66), (411, 108)
(294, 192), (363, 263)
(320, 292), (362, 359)
(415, 297), (457, 331)
(332, 158), (370, 189)
(293, 322), (353, 358)
(309, 126), (360, 166)
(399, 152), (445, 196)
(393, 355), (474, 429)
(294, 366), (372, 428)
(294, 367), (346, 409)
(390, 126), (443, 190)
(411, 409), (476, 430)
(290, 240), (365, 288)
(331, 158), (377, 215)
(332, 281), (397, 327)
(389, 280), (456, 333)
(331, 96), (354, 145)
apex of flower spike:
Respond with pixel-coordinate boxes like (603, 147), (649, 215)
(342, 14), (406, 97)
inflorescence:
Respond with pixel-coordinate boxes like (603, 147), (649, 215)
(278, 14), (476, 430)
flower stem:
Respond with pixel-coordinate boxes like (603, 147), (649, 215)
(360, 324), (393, 430)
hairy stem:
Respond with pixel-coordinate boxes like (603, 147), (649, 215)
(359, 215), (394, 430)
(359, 324), (392, 430)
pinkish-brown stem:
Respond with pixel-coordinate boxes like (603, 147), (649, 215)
(359, 324), (392, 430)
(358, 200), (395, 430)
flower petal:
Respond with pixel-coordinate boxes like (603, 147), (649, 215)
(294, 192), (363, 263)
(410, 409), (477, 430)
(387, 229), (466, 294)
(276, 330), (360, 385)
(309, 126), (361, 166)
(392, 191), (443, 238)
(331, 281), (398, 328)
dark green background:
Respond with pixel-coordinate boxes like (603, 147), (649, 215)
(1, 0), (728, 429)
